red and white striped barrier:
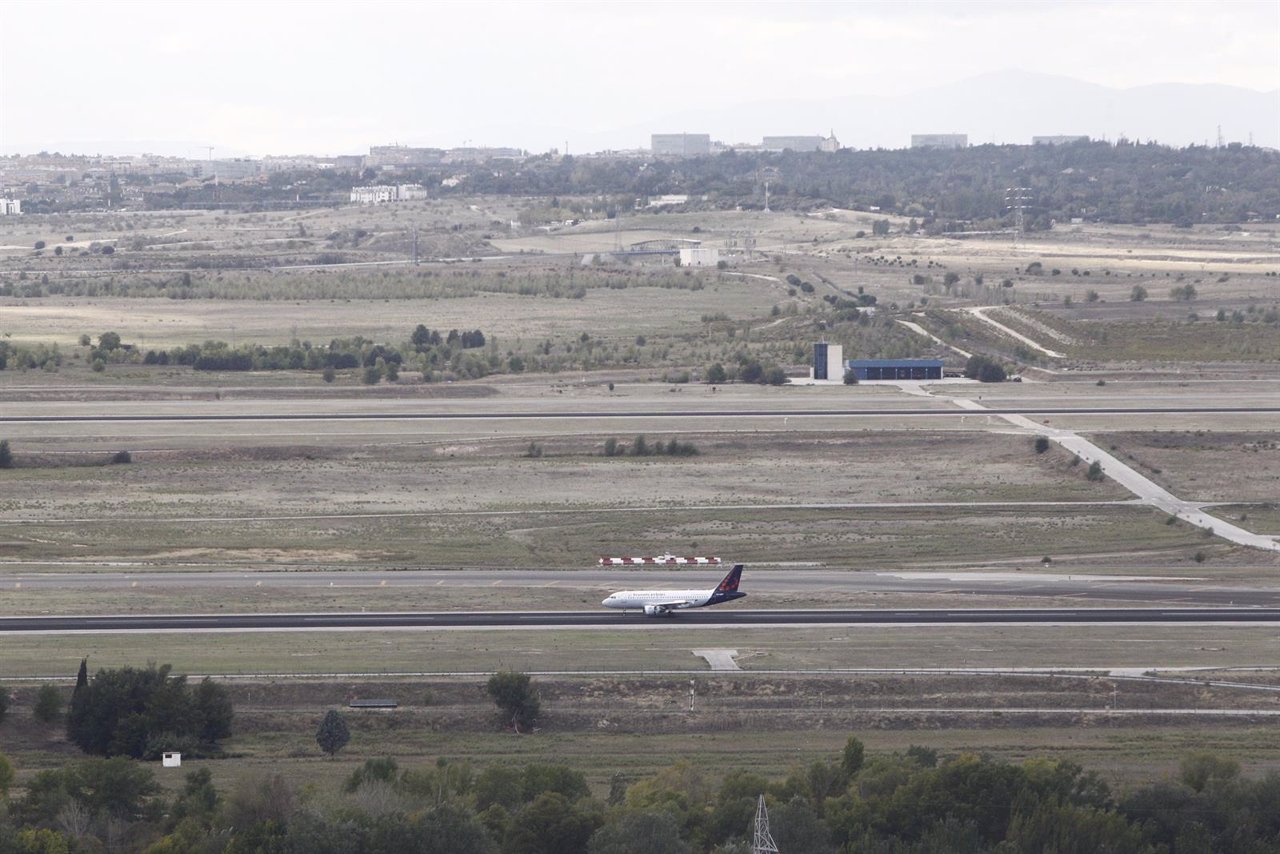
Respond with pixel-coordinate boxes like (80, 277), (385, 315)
(599, 556), (721, 565)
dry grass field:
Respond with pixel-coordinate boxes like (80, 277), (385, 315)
(2, 202), (1278, 798)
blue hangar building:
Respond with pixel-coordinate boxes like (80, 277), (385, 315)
(846, 358), (944, 381)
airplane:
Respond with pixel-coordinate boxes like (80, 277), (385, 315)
(601, 564), (746, 617)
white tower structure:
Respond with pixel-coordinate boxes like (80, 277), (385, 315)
(752, 794), (779, 854)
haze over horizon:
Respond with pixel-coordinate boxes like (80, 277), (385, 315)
(2, 0), (1278, 157)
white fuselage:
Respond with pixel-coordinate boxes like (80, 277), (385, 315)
(601, 589), (711, 610)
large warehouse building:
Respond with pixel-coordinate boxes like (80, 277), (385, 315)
(847, 359), (944, 381)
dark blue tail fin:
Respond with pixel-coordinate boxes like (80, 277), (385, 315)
(716, 564), (743, 593)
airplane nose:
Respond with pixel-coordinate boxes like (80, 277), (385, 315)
(601, 597), (611, 606)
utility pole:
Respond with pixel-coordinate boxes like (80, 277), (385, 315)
(752, 795), (779, 854)
(413, 227), (419, 265)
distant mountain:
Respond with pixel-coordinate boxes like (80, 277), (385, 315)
(599, 69), (1280, 152)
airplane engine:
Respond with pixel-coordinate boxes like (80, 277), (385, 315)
(643, 605), (673, 617)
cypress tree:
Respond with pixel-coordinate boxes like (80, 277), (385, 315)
(315, 710), (350, 758)
(74, 658), (88, 695)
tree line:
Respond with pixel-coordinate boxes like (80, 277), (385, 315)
(2, 733), (1276, 853)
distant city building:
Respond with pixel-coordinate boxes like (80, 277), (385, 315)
(812, 342), (844, 381)
(910, 134), (968, 150)
(762, 135), (825, 152)
(0, 198), (21, 215)
(1032, 135), (1090, 145)
(444, 147), (524, 163)
(366, 145), (444, 168)
(679, 246), (720, 267)
(651, 133), (711, 157)
(190, 159), (263, 181)
(350, 184), (428, 204)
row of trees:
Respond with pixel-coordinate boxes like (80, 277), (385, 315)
(2, 737), (1275, 853)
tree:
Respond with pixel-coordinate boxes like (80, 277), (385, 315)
(588, 810), (690, 854)
(1130, 284), (1148, 302)
(0, 440), (11, 468)
(1086, 461), (1105, 482)
(706, 363), (727, 384)
(1170, 284), (1198, 301)
(503, 791), (601, 854)
(0, 686), (8, 722)
(872, 219), (890, 236)
(487, 670), (540, 732)
(74, 658), (88, 695)
(843, 369), (859, 385)
(1034, 436), (1051, 454)
(33, 684), (63, 724)
(192, 678), (233, 744)
(315, 709), (350, 757)
(841, 736), (865, 777)
(322, 366), (336, 383)
(98, 331), (121, 351)
(34, 240), (46, 250)
(1179, 752), (1239, 793)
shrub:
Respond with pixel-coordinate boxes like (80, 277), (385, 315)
(1130, 285), (1148, 301)
(111, 450), (132, 464)
(1033, 436), (1050, 454)
(1086, 461), (1105, 481)
(34, 685), (64, 724)
(487, 671), (540, 732)
(0, 440), (11, 468)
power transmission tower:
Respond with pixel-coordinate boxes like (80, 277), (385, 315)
(752, 794), (779, 854)
(1004, 187), (1033, 240)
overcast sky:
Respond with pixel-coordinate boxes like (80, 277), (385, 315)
(2, 0), (1277, 156)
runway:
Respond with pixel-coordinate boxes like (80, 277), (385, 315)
(6, 569), (1279, 607)
(5, 607), (1280, 634)
(2, 405), (1278, 423)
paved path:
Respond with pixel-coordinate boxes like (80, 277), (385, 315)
(939, 395), (1280, 553)
(964, 306), (1067, 358)
(897, 318), (973, 358)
